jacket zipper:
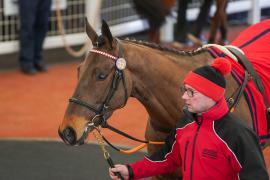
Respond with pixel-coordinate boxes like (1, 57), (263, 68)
(190, 117), (202, 180)
(184, 141), (189, 171)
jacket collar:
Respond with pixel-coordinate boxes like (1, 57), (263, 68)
(197, 97), (229, 123)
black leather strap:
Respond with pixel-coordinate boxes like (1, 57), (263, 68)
(228, 71), (250, 111)
(103, 123), (149, 143)
(126, 164), (134, 180)
(227, 47), (270, 130)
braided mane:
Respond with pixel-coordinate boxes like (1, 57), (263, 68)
(122, 38), (207, 56)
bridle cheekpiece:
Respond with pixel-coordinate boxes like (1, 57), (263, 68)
(68, 40), (128, 145)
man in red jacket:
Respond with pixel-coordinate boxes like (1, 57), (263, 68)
(109, 58), (269, 180)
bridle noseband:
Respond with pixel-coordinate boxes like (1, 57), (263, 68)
(69, 39), (129, 144)
(68, 39), (165, 150)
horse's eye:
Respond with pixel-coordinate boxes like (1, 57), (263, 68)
(96, 73), (107, 80)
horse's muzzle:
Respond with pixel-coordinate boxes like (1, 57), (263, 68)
(58, 127), (77, 145)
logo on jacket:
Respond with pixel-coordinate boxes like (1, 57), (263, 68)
(202, 149), (218, 159)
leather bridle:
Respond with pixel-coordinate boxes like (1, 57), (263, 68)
(69, 39), (129, 145)
(68, 38), (165, 151)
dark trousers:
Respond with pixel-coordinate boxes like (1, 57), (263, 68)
(174, 0), (188, 43)
(192, 0), (213, 37)
(174, 0), (213, 43)
(19, 0), (52, 67)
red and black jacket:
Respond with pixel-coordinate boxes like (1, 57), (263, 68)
(128, 98), (269, 180)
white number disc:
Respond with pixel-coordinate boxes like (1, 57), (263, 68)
(116, 58), (126, 70)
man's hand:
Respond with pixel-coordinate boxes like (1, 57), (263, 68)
(109, 164), (129, 180)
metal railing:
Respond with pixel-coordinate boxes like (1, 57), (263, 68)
(0, 0), (269, 55)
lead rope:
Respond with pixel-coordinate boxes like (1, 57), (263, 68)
(92, 128), (124, 180)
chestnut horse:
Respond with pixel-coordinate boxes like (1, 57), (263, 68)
(179, 0), (228, 45)
(132, 0), (176, 43)
(208, 0), (228, 44)
(135, 0), (228, 45)
(59, 20), (270, 179)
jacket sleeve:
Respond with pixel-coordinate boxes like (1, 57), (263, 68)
(228, 126), (269, 180)
(129, 128), (181, 179)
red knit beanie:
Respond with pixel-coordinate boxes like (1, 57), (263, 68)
(183, 58), (231, 101)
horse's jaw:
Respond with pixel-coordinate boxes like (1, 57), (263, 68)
(59, 110), (114, 146)
(58, 114), (92, 145)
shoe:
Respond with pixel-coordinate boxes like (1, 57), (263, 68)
(199, 35), (207, 45)
(171, 41), (185, 49)
(187, 33), (203, 46)
(21, 66), (37, 75)
(34, 62), (48, 72)
(218, 38), (229, 45)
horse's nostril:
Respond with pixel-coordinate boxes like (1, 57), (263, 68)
(62, 127), (77, 145)
(58, 128), (64, 139)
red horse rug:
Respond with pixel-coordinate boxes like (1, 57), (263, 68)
(208, 19), (270, 145)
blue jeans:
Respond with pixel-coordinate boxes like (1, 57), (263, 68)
(19, 0), (52, 68)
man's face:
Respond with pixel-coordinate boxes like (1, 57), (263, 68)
(181, 84), (216, 113)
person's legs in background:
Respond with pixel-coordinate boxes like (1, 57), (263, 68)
(18, 0), (38, 74)
(174, 0), (189, 43)
(218, 0), (228, 45)
(33, 0), (52, 72)
(191, 0), (213, 43)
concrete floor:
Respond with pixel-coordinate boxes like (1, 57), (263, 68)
(0, 140), (145, 180)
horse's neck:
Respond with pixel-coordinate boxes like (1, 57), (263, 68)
(122, 43), (255, 140)
(124, 43), (213, 128)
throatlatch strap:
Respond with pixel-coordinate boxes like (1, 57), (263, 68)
(227, 47), (270, 131)
(228, 71), (250, 112)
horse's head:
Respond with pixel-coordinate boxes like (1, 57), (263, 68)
(58, 19), (132, 145)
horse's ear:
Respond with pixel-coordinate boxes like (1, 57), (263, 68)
(101, 19), (113, 48)
(85, 17), (98, 44)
